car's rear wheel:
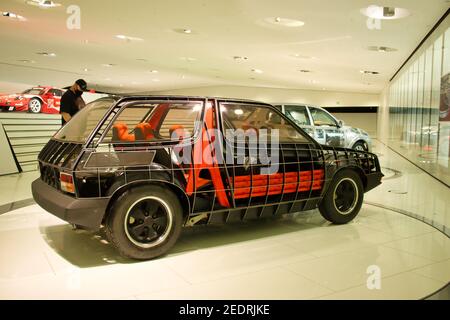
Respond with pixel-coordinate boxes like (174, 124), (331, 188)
(318, 169), (364, 224)
(105, 185), (183, 260)
(353, 141), (367, 152)
(28, 98), (42, 113)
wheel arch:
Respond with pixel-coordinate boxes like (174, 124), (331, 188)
(103, 180), (191, 224)
(332, 166), (368, 191)
(351, 139), (368, 150)
(29, 96), (44, 104)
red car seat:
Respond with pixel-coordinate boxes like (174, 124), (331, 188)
(112, 123), (135, 141)
(134, 122), (155, 141)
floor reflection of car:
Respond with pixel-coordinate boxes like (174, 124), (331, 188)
(275, 104), (372, 152)
(0, 86), (64, 113)
(402, 126), (438, 146)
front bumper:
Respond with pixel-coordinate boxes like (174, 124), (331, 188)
(0, 104), (15, 111)
(32, 179), (109, 230)
(364, 171), (383, 192)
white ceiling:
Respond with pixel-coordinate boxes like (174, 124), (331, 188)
(0, 0), (448, 94)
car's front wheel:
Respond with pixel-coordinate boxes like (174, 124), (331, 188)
(105, 185), (183, 260)
(318, 169), (364, 224)
(28, 98), (42, 113)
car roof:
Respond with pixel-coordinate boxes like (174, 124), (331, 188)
(31, 86), (64, 90)
(117, 95), (276, 108)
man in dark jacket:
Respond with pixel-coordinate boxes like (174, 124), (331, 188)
(60, 79), (87, 125)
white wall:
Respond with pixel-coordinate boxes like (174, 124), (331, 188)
(330, 113), (377, 138)
(377, 86), (390, 143)
(0, 81), (34, 95)
(154, 84), (380, 136)
(152, 85), (379, 107)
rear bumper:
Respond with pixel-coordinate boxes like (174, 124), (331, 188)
(32, 179), (109, 230)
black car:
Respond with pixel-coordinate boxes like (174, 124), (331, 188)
(32, 96), (383, 260)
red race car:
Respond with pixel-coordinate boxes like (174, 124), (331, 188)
(0, 86), (65, 114)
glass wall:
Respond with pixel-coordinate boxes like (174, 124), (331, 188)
(387, 21), (450, 185)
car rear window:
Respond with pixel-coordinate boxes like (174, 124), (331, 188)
(54, 98), (115, 143)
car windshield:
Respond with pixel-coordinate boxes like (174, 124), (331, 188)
(22, 88), (44, 95)
(54, 98), (115, 143)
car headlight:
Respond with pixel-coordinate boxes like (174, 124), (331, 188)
(350, 128), (360, 134)
(360, 130), (369, 136)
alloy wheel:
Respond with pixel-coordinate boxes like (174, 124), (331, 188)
(124, 196), (172, 248)
(333, 178), (359, 215)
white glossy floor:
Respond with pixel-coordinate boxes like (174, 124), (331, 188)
(0, 140), (449, 300)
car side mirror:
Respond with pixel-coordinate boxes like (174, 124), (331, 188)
(338, 120), (344, 128)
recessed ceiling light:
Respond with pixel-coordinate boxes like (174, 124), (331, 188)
(147, 70), (158, 73)
(291, 53), (317, 60)
(368, 46), (397, 52)
(361, 5), (410, 20)
(180, 57), (197, 62)
(36, 52), (56, 57)
(264, 17), (305, 27)
(115, 34), (144, 42)
(18, 59), (35, 63)
(26, 0), (61, 8)
(173, 28), (195, 34)
(251, 68), (263, 74)
(2, 12), (26, 21)
(83, 68), (90, 72)
(101, 63), (116, 67)
(360, 70), (380, 75)
(233, 56), (249, 61)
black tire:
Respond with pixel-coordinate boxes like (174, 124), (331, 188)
(318, 169), (364, 224)
(353, 141), (367, 152)
(105, 185), (183, 260)
(28, 98), (42, 113)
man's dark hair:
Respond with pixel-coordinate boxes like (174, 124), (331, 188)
(75, 79), (87, 91)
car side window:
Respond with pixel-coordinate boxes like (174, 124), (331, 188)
(158, 104), (201, 138)
(284, 105), (311, 126)
(220, 103), (308, 143)
(309, 107), (337, 126)
(48, 89), (62, 97)
(103, 102), (202, 143)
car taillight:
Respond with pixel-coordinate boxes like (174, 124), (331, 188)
(60, 172), (75, 194)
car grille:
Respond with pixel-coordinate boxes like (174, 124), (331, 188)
(38, 139), (83, 190)
(38, 139), (82, 167)
(39, 164), (61, 190)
